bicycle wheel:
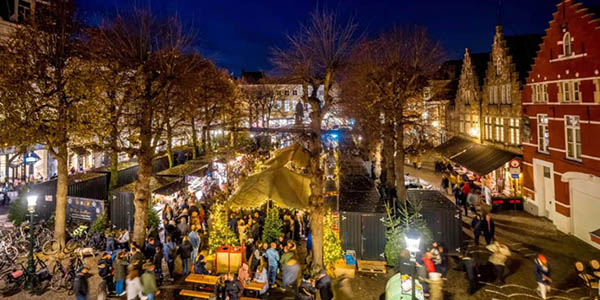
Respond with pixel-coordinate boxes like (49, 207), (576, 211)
(64, 240), (80, 253)
(5, 246), (18, 261)
(43, 239), (60, 255)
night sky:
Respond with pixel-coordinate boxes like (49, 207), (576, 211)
(76, 0), (596, 75)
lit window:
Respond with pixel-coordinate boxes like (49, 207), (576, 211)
(565, 115), (581, 160)
(460, 115), (465, 133)
(283, 100), (290, 112)
(563, 82), (571, 102)
(594, 79), (600, 103)
(537, 114), (549, 153)
(563, 32), (572, 57)
(501, 84), (506, 103)
(573, 81), (581, 102)
(496, 57), (502, 75)
(495, 117), (504, 142)
(505, 84), (511, 104)
(485, 116), (493, 140)
(542, 84), (548, 102)
(509, 118), (520, 145)
(532, 85), (538, 102)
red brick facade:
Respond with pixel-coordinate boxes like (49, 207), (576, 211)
(522, 0), (600, 241)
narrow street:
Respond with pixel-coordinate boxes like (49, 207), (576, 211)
(404, 162), (600, 300)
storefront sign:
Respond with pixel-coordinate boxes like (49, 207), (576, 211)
(23, 152), (41, 165)
(67, 196), (104, 222)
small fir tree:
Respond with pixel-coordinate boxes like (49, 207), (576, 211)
(8, 185), (29, 226)
(323, 210), (344, 267)
(208, 200), (239, 253)
(261, 208), (283, 244)
(384, 199), (432, 267)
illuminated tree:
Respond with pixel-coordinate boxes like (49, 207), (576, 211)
(323, 210), (344, 267)
(262, 208), (283, 244)
(208, 200), (239, 253)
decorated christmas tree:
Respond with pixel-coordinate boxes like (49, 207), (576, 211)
(323, 210), (344, 267)
(261, 208), (283, 243)
(208, 200), (239, 253)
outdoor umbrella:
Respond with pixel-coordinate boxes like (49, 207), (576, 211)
(229, 166), (311, 209)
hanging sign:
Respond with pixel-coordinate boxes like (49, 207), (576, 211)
(67, 196), (104, 222)
(23, 152), (41, 165)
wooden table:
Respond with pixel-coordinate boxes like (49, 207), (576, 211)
(185, 274), (219, 285)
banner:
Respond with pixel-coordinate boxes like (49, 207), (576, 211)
(67, 196), (104, 222)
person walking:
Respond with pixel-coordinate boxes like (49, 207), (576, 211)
(482, 214), (496, 245)
(113, 251), (128, 296)
(316, 269), (333, 300)
(188, 227), (201, 265)
(461, 182), (471, 217)
(74, 267), (90, 300)
(163, 236), (177, 281)
(264, 242), (280, 288)
(141, 262), (159, 300)
(281, 257), (301, 291)
(126, 268), (143, 300)
(534, 255), (552, 299)
(460, 253), (479, 295)
(471, 214), (483, 246)
(179, 236), (193, 275)
(487, 241), (511, 284)
(153, 245), (164, 286)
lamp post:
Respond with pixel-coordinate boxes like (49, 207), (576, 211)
(24, 195), (37, 291)
(405, 229), (421, 300)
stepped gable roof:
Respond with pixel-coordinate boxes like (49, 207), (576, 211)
(505, 34), (544, 83)
(432, 59), (462, 103)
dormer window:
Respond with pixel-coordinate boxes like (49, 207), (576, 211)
(563, 32), (572, 57)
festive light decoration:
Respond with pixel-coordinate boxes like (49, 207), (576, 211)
(208, 200), (239, 253)
(261, 207), (283, 243)
(323, 210), (344, 267)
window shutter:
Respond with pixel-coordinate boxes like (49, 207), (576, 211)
(557, 82), (563, 102)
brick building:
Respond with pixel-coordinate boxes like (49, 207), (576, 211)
(522, 0), (600, 249)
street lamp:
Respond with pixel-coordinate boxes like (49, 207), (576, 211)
(24, 195), (37, 291)
(405, 229), (421, 300)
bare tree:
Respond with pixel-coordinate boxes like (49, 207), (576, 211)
(0, 0), (94, 247)
(342, 26), (445, 202)
(271, 9), (358, 270)
(88, 8), (200, 245)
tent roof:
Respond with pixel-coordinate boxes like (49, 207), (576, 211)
(229, 167), (311, 209)
(264, 144), (311, 169)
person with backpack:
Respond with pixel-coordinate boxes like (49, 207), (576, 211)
(97, 252), (115, 296)
(534, 255), (552, 299)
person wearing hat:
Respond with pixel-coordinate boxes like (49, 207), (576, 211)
(316, 269), (333, 300)
(534, 254), (552, 299)
(141, 262), (159, 300)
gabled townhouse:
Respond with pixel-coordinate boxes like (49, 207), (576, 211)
(521, 0), (600, 249)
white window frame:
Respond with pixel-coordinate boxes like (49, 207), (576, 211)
(500, 84), (506, 103)
(573, 81), (581, 102)
(509, 118), (520, 145)
(484, 116), (492, 140)
(495, 117), (504, 142)
(563, 81), (571, 102)
(564, 115), (582, 161)
(563, 32), (572, 57)
(506, 84), (511, 104)
(542, 83), (548, 102)
(537, 114), (549, 153)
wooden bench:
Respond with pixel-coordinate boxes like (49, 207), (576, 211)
(240, 297), (260, 300)
(179, 289), (211, 299)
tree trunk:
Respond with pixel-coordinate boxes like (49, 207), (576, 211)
(191, 117), (198, 159)
(54, 144), (68, 248)
(132, 153), (152, 246)
(383, 118), (396, 196)
(201, 125), (207, 154)
(307, 95), (324, 272)
(394, 119), (406, 203)
(167, 120), (173, 168)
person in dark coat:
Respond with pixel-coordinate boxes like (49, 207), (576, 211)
(460, 253), (479, 295)
(534, 254), (552, 299)
(74, 267), (90, 300)
(143, 237), (158, 260)
(97, 252), (115, 295)
(482, 214), (495, 245)
(471, 214), (483, 246)
(316, 269), (333, 300)
(194, 255), (208, 275)
(153, 245), (164, 286)
(224, 273), (243, 300)
(298, 273), (316, 300)
(179, 236), (193, 275)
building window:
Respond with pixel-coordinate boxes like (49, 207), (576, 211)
(496, 57), (502, 75)
(293, 89), (298, 96)
(283, 100), (290, 112)
(484, 116), (493, 140)
(542, 84), (548, 102)
(509, 118), (520, 145)
(559, 81), (581, 102)
(565, 115), (581, 161)
(505, 84), (511, 104)
(460, 115), (465, 133)
(563, 32), (572, 57)
(594, 79), (600, 102)
(493, 86), (498, 104)
(500, 84), (506, 103)
(465, 114), (471, 132)
(495, 117), (504, 142)
(543, 166), (551, 178)
(284, 90), (290, 96)
(537, 114), (549, 153)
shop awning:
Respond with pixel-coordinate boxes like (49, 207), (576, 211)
(435, 136), (474, 157)
(451, 143), (518, 176)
